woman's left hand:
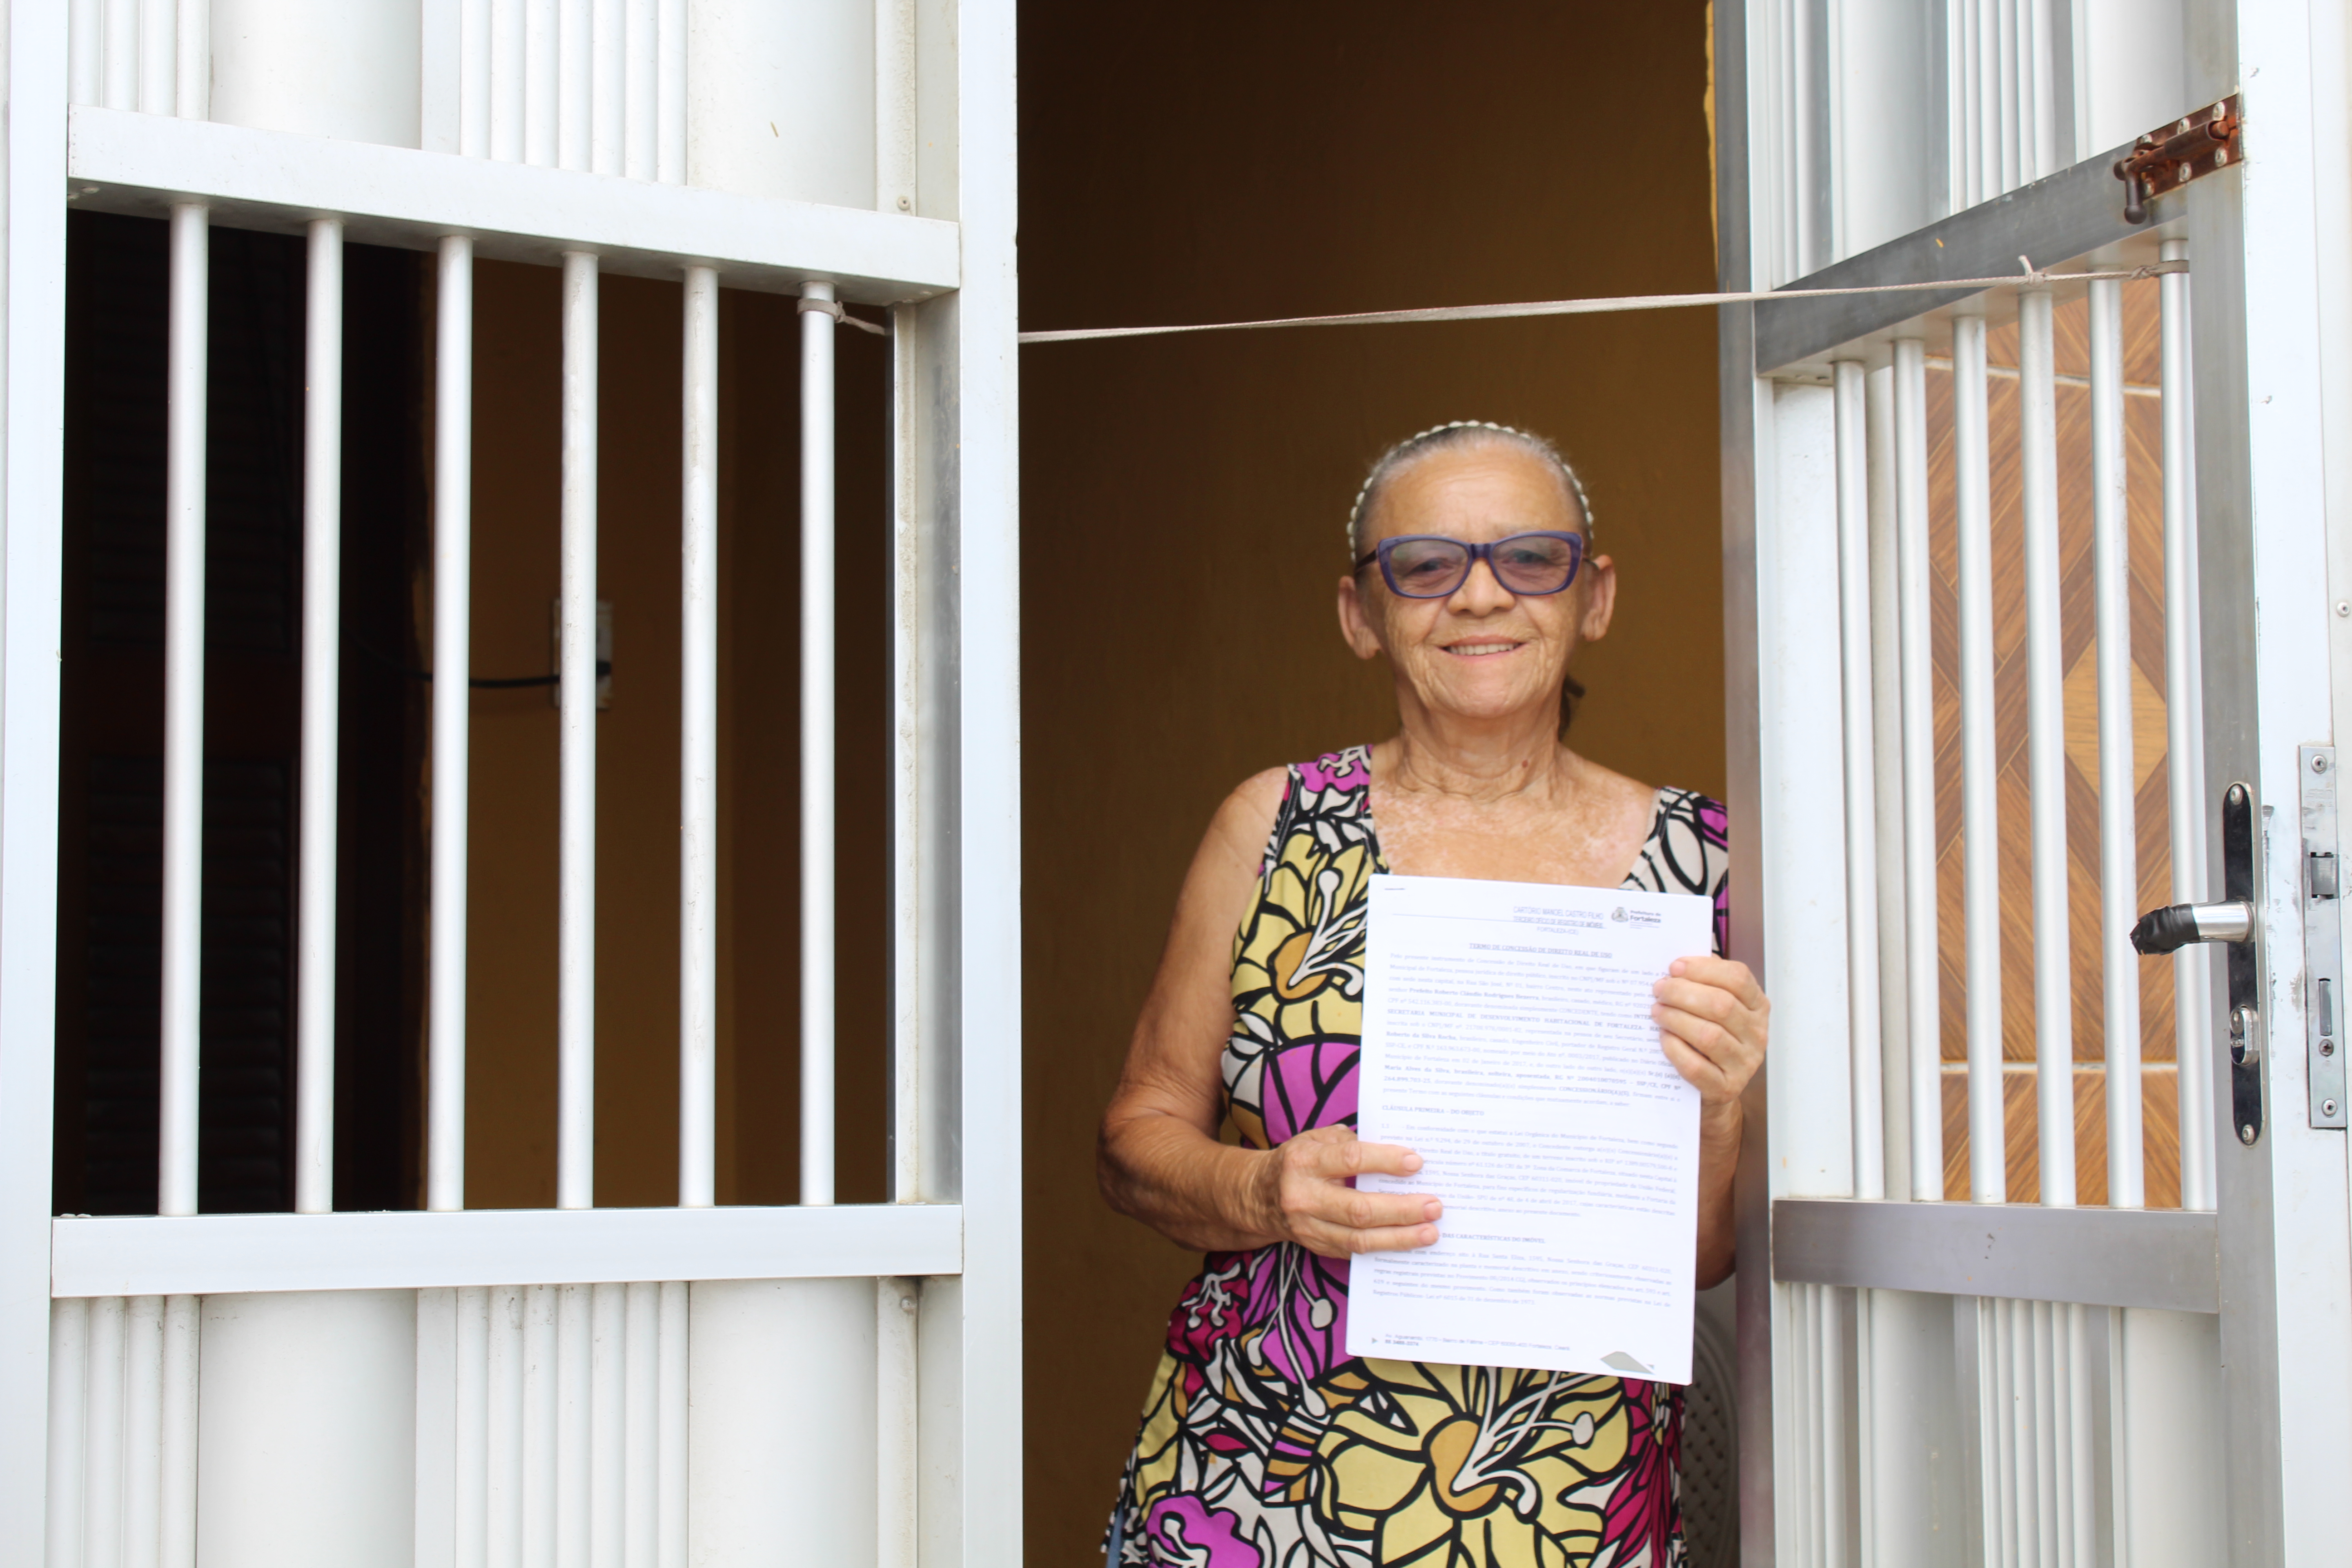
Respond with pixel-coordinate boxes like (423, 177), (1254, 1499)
(1651, 955), (1769, 1115)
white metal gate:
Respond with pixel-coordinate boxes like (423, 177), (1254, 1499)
(0, 3), (1021, 1563)
(1724, 3), (2352, 1563)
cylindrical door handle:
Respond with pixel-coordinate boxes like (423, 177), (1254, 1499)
(2131, 898), (2256, 955)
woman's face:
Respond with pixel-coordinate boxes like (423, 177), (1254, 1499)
(1336, 441), (1616, 727)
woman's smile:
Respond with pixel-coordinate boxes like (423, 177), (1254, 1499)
(1438, 638), (1525, 659)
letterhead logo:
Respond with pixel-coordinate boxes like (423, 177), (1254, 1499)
(1610, 907), (1628, 922)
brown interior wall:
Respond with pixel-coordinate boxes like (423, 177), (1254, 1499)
(451, 263), (892, 1211)
(1017, 3), (1723, 1557)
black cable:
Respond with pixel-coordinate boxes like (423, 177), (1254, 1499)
(347, 628), (608, 690)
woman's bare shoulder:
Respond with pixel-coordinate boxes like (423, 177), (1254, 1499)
(1200, 765), (1291, 874)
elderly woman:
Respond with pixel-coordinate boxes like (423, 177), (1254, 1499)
(1097, 422), (1768, 1567)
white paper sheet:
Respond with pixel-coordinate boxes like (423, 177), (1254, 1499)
(1347, 872), (1714, 1383)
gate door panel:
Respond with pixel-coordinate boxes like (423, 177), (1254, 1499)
(1721, 3), (2352, 1563)
(0, 5), (1021, 1564)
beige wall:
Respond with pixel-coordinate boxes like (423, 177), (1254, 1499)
(1017, 2), (1725, 1557)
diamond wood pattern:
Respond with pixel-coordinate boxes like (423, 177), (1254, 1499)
(1923, 282), (2182, 1206)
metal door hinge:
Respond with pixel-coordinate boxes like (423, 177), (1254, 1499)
(2303, 747), (2345, 1128)
(2117, 96), (2242, 223)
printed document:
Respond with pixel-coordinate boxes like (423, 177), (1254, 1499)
(1348, 872), (1713, 1383)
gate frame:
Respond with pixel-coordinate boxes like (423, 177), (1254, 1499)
(1715, 0), (2352, 1560)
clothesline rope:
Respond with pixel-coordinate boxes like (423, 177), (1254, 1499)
(1016, 258), (2188, 345)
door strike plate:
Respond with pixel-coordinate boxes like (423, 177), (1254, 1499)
(2117, 95), (2241, 223)
(2303, 746), (2346, 1128)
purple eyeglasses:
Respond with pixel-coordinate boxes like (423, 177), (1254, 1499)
(1354, 531), (1586, 600)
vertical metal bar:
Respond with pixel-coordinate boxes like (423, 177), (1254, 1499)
(102, 0), (135, 110)
(887, 300), (924, 1203)
(559, 252), (598, 1212)
(875, 0), (917, 212)
(1954, 313), (2006, 1205)
(156, 1298), (195, 1568)
(1816, 1298), (1834, 1561)
(678, 265), (718, 1209)
(590, 1284), (624, 1568)
(654, 0), (684, 184)
(623, 0), (655, 180)
(295, 217), (344, 1216)
(623, 1282), (658, 1568)
(522, 1284), (557, 1568)
(48, 1300), (89, 1568)
(1867, 364), (1911, 1198)
(655, 1281), (687, 1568)
(160, 201), (206, 1220)
(524, 0), (556, 166)
(557, 0), (589, 171)
(1984, 1300), (2014, 1567)
(137, 0), (172, 116)
(488, 1285), (524, 1568)
(122, 1294), (160, 1568)
(2019, 287), (2075, 1207)
(1835, 360), (1886, 1200)
(2089, 275), (2144, 1209)
(1894, 338), (1943, 1201)
(2066, 1303), (2095, 1566)
(71, 0), (102, 108)
(172, 0), (203, 117)
(462, 0), (493, 157)
(490, 0), (524, 162)
(590, 0), (622, 176)
(158, 1295), (197, 1568)
(457, 1286), (491, 1568)
(2160, 237), (2215, 1211)
(2031, 1300), (2056, 1568)
(431, 236), (475, 1214)
(86, 1296), (127, 1568)
(1992, 0), (2015, 191)
(800, 282), (837, 1207)
(877, 1281), (919, 1568)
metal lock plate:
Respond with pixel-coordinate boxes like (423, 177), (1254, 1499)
(2223, 783), (2264, 1145)
(2303, 747), (2346, 1129)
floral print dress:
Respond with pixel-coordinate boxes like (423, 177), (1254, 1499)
(1109, 746), (1730, 1568)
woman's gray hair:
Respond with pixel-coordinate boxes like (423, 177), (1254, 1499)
(1346, 421), (1594, 559)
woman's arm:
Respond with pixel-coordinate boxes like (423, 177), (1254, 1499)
(1097, 773), (1443, 1258)
(1652, 955), (1770, 1288)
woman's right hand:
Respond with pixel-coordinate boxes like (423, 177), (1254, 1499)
(1251, 1125), (1443, 1259)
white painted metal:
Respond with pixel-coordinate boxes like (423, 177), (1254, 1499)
(487, 1285), (522, 1568)
(158, 1297), (196, 1568)
(2110, 1306), (2223, 1565)
(1893, 336), (1942, 1201)
(656, 1282), (686, 1568)
(159, 200), (206, 1220)
(685, 0), (876, 208)
(1953, 314), (2006, 1205)
(196, 1291), (416, 1567)
(85, 1297), (127, 1568)
(558, 250), (598, 1213)
(678, 264), (718, 1209)
(876, 1279), (918, 1568)
(2087, 276), (2143, 1209)
(1865, 363), (1910, 1200)
(430, 235), (474, 1214)
(2018, 286), (2075, 1208)
(801, 279), (837, 1208)
(296, 216), (344, 1216)
(53, 1204), (964, 1297)
(47, 1302), (89, 1568)
(208, 0), (422, 148)
(2159, 237), (2213, 1213)
(1833, 359), (1884, 1200)
(524, 0), (555, 168)
(622, 1281), (657, 1565)
(524, 1284), (555, 1565)
(456, 1287), (491, 1568)
(876, 0), (916, 213)
(69, 107), (962, 298)
(122, 1295), (160, 1568)
(689, 1280), (876, 1562)
(556, 1284), (590, 1564)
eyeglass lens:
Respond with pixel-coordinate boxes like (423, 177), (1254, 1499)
(1382, 534), (1581, 598)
